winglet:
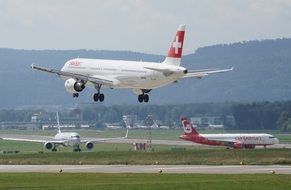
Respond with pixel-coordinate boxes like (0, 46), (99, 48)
(124, 129), (129, 139)
(56, 111), (61, 134)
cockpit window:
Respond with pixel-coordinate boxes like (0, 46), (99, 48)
(71, 135), (80, 138)
(269, 136), (276, 139)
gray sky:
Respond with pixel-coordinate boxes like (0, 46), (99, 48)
(1, 0), (291, 55)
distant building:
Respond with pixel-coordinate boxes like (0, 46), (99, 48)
(122, 115), (137, 128)
(31, 113), (40, 123)
(42, 124), (90, 130)
(206, 124), (224, 130)
(190, 116), (224, 129)
(105, 123), (123, 129)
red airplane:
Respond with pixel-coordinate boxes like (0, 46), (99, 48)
(180, 117), (279, 149)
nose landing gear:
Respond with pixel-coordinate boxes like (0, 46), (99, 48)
(73, 93), (79, 98)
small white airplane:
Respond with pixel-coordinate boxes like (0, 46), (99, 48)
(0, 112), (128, 152)
(31, 24), (233, 103)
(180, 117), (279, 149)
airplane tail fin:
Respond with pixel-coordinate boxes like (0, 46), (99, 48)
(56, 111), (61, 134)
(163, 24), (186, 66)
(181, 117), (199, 136)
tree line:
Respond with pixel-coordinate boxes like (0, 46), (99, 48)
(1, 101), (291, 131)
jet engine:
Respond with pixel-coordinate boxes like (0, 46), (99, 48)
(64, 78), (85, 94)
(85, 141), (94, 150)
(44, 142), (54, 150)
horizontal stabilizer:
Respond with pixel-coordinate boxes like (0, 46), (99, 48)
(184, 67), (233, 79)
(144, 66), (174, 76)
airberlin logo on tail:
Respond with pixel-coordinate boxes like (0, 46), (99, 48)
(182, 120), (192, 134)
(167, 31), (185, 58)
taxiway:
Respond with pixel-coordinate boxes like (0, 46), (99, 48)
(0, 165), (291, 174)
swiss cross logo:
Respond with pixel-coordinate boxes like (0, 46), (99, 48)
(172, 36), (182, 54)
(69, 60), (81, 66)
(167, 30), (184, 58)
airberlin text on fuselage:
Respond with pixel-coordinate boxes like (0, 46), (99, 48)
(235, 136), (263, 141)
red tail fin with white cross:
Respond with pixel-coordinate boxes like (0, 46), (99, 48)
(163, 24), (185, 66)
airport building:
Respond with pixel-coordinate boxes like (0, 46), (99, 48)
(190, 116), (224, 129)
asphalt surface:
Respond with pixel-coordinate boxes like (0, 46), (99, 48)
(0, 165), (291, 174)
(1, 134), (291, 148)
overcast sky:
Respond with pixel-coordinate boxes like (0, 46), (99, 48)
(1, 0), (291, 55)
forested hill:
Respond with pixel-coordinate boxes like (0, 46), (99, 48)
(1, 38), (291, 108)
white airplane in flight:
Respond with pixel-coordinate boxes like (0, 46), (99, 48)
(31, 24), (233, 103)
(180, 117), (279, 149)
(0, 112), (128, 152)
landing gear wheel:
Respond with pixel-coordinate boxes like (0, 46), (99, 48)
(52, 148), (57, 152)
(138, 95), (144, 103)
(143, 94), (149, 102)
(73, 93), (79, 98)
(138, 94), (149, 103)
(99, 93), (104, 102)
(93, 93), (99, 102)
(93, 93), (105, 102)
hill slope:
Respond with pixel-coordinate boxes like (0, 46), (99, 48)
(1, 38), (291, 108)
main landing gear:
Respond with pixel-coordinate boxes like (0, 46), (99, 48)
(138, 89), (151, 103)
(73, 146), (81, 152)
(138, 94), (149, 103)
(93, 84), (105, 102)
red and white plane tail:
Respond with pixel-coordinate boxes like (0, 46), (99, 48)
(163, 24), (185, 66)
(181, 117), (199, 136)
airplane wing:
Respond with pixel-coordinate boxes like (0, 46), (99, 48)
(80, 137), (127, 143)
(0, 137), (46, 143)
(31, 64), (115, 86)
(81, 129), (129, 143)
(0, 137), (66, 145)
(183, 67), (233, 79)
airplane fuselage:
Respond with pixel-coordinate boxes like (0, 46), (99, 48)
(180, 133), (279, 148)
(61, 58), (187, 90)
(54, 132), (81, 147)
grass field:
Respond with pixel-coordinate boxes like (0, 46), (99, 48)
(0, 173), (290, 190)
(1, 129), (291, 165)
(1, 128), (291, 142)
(1, 148), (291, 165)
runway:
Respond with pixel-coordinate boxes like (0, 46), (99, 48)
(1, 134), (291, 148)
(1, 165), (291, 174)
